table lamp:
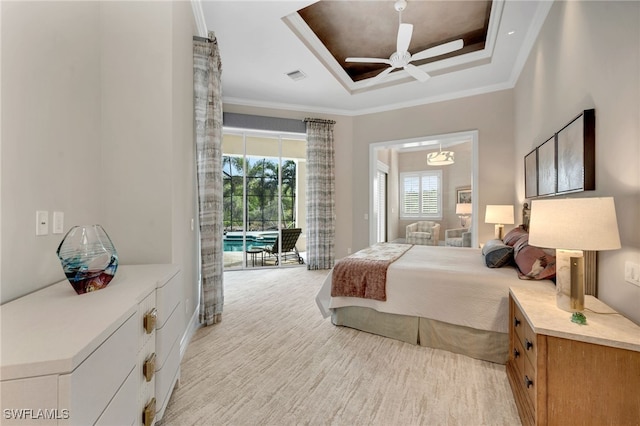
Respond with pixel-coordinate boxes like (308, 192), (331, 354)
(455, 203), (472, 228)
(485, 205), (514, 239)
(528, 197), (621, 324)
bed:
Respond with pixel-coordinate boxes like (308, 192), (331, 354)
(315, 208), (571, 364)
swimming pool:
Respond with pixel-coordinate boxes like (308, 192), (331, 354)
(223, 232), (278, 252)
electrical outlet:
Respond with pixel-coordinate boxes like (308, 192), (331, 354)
(36, 211), (49, 236)
(625, 261), (640, 287)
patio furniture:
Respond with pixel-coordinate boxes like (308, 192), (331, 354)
(246, 248), (264, 267)
(263, 228), (304, 265)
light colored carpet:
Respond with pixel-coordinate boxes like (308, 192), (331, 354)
(160, 267), (521, 425)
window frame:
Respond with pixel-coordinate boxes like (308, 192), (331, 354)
(399, 170), (443, 220)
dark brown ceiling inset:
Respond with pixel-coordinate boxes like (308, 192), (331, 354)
(298, 0), (492, 82)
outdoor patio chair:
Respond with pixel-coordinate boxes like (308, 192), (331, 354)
(263, 228), (304, 265)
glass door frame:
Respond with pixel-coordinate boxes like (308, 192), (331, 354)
(222, 127), (306, 270)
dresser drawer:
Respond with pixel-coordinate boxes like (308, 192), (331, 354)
(0, 376), (60, 426)
(511, 334), (526, 379)
(156, 271), (181, 328)
(156, 302), (182, 368)
(59, 312), (138, 425)
(522, 354), (536, 410)
(155, 336), (180, 421)
(513, 304), (537, 362)
(95, 366), (137, 426)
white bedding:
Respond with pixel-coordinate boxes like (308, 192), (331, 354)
(316, 245), (555, 334)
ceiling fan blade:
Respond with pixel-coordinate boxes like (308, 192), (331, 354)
(346, 57), (393, 65)
(410, 39), (464, 62)
(365, 66), (395, 86)
(397, 23), (413, 53)
(404, 64), (430, 82)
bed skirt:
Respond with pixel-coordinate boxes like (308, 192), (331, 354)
(331, 306), (509, 364)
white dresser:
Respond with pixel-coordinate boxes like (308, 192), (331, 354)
(0, 264), (183, 426)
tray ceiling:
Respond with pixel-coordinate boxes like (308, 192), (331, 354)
(198, 0), (554, 115)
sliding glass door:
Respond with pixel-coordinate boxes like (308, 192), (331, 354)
(222, 130), (306, 270)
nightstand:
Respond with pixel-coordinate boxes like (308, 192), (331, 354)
(507, 286), (640, 426)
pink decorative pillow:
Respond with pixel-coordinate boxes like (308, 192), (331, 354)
(513, 234), (556, 280)
(503, 226), (528, 246)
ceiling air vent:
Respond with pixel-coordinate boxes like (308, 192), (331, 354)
(286, 70), (307, 81)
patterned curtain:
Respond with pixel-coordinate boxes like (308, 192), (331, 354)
(194, 32), (224, 325)
(305, 118), (336, 270)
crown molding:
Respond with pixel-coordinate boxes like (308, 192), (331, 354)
(507, 0), (554, 87)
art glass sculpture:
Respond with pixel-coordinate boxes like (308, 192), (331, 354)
(56, 225), (118, 294)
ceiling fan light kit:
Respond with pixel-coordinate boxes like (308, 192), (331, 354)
(345, 0), (464, 86)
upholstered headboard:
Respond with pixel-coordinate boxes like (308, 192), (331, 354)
(522, 203), (531, 232)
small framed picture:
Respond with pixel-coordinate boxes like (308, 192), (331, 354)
(524, 149), (537, 198)
(537, 136), (556, 196)
(456, 187), (471, 204)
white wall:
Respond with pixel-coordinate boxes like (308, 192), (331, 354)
(1, 0), (199, 336)
(514, 0), (640, 323)
(1, 1), (103, 301)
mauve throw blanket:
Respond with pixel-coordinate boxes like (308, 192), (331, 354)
(331, 243), (412, 301)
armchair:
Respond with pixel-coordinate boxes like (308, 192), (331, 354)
(445, 227), (472, 247)
(406, 221), (440, 246)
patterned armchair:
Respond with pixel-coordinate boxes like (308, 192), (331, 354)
(445, 227), (472, 247)
(406, 221), (440, 246)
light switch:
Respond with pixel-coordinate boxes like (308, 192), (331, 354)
(53, 211), (64, 234)
(36, 211), (49, 236)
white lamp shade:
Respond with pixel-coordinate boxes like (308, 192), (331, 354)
(528, 197), (621, 250)
(456, 203), (472, 215)
(484, 205), (514, 224)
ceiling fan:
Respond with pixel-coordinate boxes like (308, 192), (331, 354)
(346, 0), (464, 85)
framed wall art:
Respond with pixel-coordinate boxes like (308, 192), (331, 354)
(537, 136), (556, 196)
(523, 109), (595, 199)
(524, 149), (537, 198)
(557, 109), (595, 193)
(456, 187), (471, 204)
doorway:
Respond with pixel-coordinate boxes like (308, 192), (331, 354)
(368, 130), (478, 248)
(222, 129), (307, 269)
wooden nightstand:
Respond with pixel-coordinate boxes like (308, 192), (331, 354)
(507, 286), (640, 426)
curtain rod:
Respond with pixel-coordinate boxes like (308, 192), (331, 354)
(193, 36), (213, 43)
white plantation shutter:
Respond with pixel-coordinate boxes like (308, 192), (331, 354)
(400, 171), (442, 219)
(402, 175), (420, 215)
(421, 174), (439, 215)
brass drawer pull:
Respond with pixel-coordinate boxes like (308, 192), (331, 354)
(143, 397), (156, 426)
(513, 317), (521, 327)
(525, 339), (533, 351)
(144, 308), (157, 334)
(143, 353), (156, 382)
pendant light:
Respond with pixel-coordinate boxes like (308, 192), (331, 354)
(427, 144), (455, 166)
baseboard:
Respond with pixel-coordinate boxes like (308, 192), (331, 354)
(180, 307), (200, 360)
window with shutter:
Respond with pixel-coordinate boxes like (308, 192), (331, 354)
(400, 170), (442, 220)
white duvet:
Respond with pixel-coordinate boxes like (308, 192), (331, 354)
(316, 245), (555, 334)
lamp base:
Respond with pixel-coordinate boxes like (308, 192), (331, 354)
(571, 312), (587, 325)
(494, 224), (504, 240)
(555, 249), (585, 314)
